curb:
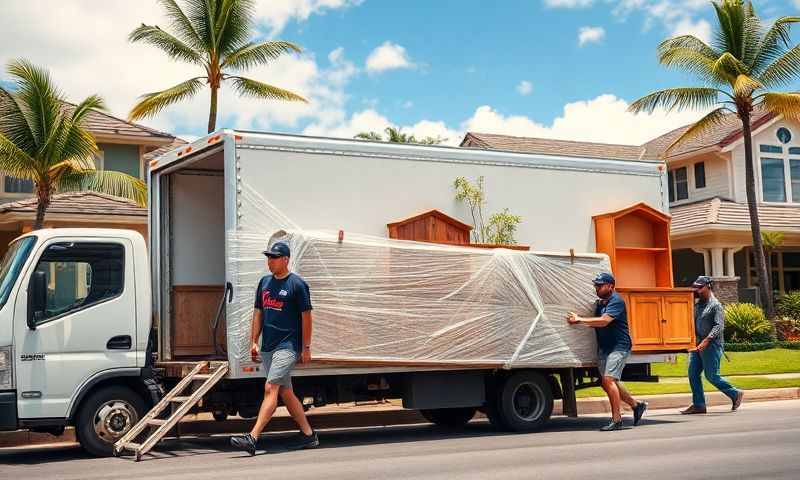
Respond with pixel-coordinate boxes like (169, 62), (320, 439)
(2, 387), (798, 449)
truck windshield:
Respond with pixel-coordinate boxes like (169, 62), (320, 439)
(0, 236), (37, 310)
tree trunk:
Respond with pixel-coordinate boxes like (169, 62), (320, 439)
(32, 182), (51, 231)
(208, 84), (218, 133)
(740, 111), (774, 318)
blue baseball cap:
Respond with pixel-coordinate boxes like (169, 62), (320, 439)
(692, 275), (713, 288)
(592, 272), (616, 285)
(263, 241), (290, 258)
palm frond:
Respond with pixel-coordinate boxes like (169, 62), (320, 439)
(740, 13), (763, 68)
(758, 92), (800, 121)
(70, 94), (105, 124)
(658, 35), (719, 59)
(658, 47), (724, 85)
(711, 52), (748, 81)
(157, 0), (203, 48)
(227, 76), (307, 103)
(222, 41), (303, 70)
(0, 132), (38, 179)
(355, 132), (383, 141)
(664, 107), (731, 156)
(185, 0), (214, 50)
(7, 59), (63, 151)
(129, 24), (203, 65)
(751, 16), (800, 73)
(216, 0), (255, 55)
(0, 87), (37, 155)
(732, 74), (762, 98)
(128, 77), (206, 121)
(628, 87), (722, 114)
(758, 44), (800, 89)
(55, 169), (147, 207)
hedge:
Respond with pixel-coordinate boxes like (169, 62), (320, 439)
(723, 341), (800, 352)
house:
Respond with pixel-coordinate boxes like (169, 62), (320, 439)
(461, 114), (800, 303)
(0, 107), (178, 253)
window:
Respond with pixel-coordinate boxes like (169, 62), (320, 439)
(760, 144), (783, 154)
(777, 127), (792, 144)
(668, 166), (688, 202)
(694, 162), (706, 188)
(761, 158), (786, 202)
(748, 249), (800, 294)
(792, 160), (800, 203)
(32, 242), (124, 324)
(3, 176), (34, 194)
(0, 237), (36, 310)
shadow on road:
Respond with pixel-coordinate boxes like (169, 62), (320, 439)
(0, 416), (679, 464)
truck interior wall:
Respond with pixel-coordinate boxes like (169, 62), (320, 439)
(167, 151), (226, 358)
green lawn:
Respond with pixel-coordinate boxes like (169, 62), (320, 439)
(576, 376), (800, 398)
(651, 348), (800, 377)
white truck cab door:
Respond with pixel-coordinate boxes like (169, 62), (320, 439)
(14, 239), (137, 419)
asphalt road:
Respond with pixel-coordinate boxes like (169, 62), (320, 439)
(2, 399), (799, 480)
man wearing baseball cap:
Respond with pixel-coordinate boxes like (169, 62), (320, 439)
(681, 276), (743, 414)
(231, 241), (318, 454)
(567, 272), (648, 431)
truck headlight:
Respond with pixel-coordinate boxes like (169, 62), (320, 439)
(0, 347), (12, 390)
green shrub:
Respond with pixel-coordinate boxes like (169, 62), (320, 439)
(725, 341), (800, 351)
(724, 303), (774, 343)
(776, 290), (800, 320)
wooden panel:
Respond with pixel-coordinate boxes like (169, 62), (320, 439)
(655, 250), (674, 288)
(629, 294), (663, 350)
(615, 213), (655, 247)
(661, 293), (695, 346)
(615, 250), (657, 287)
(171, 285), (226, 357)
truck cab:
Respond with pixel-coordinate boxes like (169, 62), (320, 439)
(0, 228), (154, 456)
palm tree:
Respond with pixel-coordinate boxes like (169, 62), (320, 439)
(629, 0), (800, 318)
(0, 60), (147, 230)
(128, 0), (307, 133)
(355, 127), (445, 144)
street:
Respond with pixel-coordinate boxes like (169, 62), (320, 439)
(2, 399), (799, 480)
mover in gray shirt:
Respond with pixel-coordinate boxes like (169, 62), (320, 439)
(681, 276), (744, 414)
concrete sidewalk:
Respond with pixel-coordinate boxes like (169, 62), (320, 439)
(2, 386), (798, 450)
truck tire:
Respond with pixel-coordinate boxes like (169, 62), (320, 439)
(75, 385), (147, 457)
(484, 374), (508, 430)
(497, 371), (553, 432)
(420, 407), (477, 428)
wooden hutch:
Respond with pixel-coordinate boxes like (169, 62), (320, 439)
(593, 203), (694, 352)
(387, 209), (530, 250)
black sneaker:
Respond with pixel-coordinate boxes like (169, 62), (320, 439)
(294, 430), (319, 449)
(230, 433), (257, 456)
(600, 420), (624, 431)
(633, 401), (648, 426)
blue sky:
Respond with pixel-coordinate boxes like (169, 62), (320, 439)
(2, 1), (800, 145)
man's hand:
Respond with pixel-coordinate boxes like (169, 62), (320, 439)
(300, 346), (311, 364)
(250, 342), (260, 362)
(696, 338), (711, 353)
(566, 312), (580, 325)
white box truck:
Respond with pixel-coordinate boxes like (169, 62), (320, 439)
(0, 131), (674, 457)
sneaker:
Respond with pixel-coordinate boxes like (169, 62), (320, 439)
(680, 405), (707, 415)
(600, 420), (624, 431)
(732, 391), (744, 411)
(633, 401), (648, 426)
(294, 430), (319, 449)
(230, 433), (257, 456)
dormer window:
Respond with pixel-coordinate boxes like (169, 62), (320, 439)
(668, 166), (688, 202)
(759, 129), (800, 203)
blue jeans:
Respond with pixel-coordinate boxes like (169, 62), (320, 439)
(688, 342), (739, 407)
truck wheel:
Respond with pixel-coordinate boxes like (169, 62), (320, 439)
(420, 407), (477, 428)
(75, 385), (147, 457)
(484, 374), (508, 430)
(497, 371), (553, 432)
(212, 410), (228, 422)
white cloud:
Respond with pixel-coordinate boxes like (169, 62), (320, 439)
(670, 18), (712, 43)
(578, 26), (606, 46)
(303, 109), (392, 139)
(253, 0), (363, 36)
(544, 0), (594, 7)
(516, 80), (533, 96)
(365, 42), (415, 74)
(0, 2), (361, 137)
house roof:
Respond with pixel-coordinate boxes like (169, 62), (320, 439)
(0, 191), (146, 218)
(63, 102), (175, 143)
(670, 197), (800, 235)
(642, 108), (776, 159)
(143, 138), (189, 162)
(461, 132), (651, 161)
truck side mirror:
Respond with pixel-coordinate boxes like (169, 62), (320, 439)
(27, 271), (47, 330)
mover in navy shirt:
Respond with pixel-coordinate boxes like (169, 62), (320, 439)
(567, 272), (646, 431)
(230, 241), (318, 455)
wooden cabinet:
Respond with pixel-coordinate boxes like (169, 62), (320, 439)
(618, 288), (695, 352)
(171, 285), (226, 357)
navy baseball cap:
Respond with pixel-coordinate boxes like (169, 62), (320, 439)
(263, 241), (290, 258)
(692, 275), (713, 288)
(592, 272), (616, 285)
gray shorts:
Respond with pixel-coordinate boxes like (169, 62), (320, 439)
(598, 350), (630, 380)
(261, 348), (297, 387)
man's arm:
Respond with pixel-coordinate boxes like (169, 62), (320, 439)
(696, 303), (724, 352)
(300, 310), (312, 363)
(250, 309), (262, 361)
(567, 312), (614, 328)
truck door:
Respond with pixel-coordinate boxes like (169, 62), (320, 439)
(14, 239), (137, 419)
